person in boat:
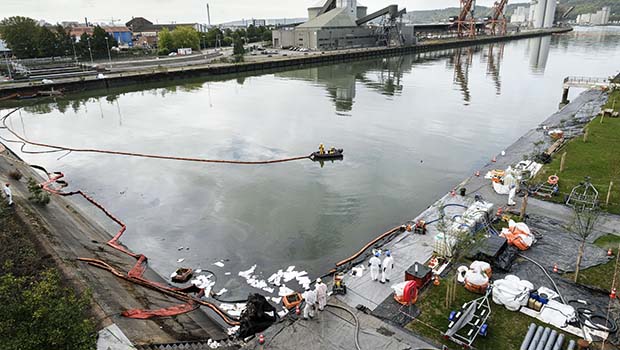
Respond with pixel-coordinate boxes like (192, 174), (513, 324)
(318, 143), (325, 155)
(328, 147), (337, 154)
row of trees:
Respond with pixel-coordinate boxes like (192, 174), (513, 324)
(0, 16), (117, 59)
(198, 25), (272, 49)
(157, 25), (271, 55)
(157, 27), (200, 55)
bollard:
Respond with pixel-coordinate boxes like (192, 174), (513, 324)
(560, 152), (567, 172)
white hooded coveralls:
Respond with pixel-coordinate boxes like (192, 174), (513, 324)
(381, 255), (394, 283)
(368, 256), (381, 281)
(315, 282), (328, 311)
(302, 289), (317, 319)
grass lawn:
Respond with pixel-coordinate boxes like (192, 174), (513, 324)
(535, 90), (620, 214)
(406, 269), (577, 350)
(564, 234), (620, 292)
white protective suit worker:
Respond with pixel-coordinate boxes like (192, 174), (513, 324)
(381, 250), (395, 284)
(3, 183), (13, 206)
(302, 288), (317, 320)
(368, 252), (382, 282)
(315, 278), (328, 311)
(508, 184), (517, 206)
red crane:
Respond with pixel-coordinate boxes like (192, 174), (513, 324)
(453, 0), (477, 38)
(488, 0), (509, 36)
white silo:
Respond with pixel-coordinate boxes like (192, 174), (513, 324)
(533, 0), (547, 28)
(337, 0), (357, 19)
(543, 0), (557, 28)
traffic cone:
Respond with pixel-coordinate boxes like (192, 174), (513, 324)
(258, 334), (265, 345)
(553, 264), (558, 273)
(475, 171), (480, 177)
(434, 275), (440, 286)
(610, 288), (617, 299)
(295, 305), (301, 316)
(608, 248), (613, 256)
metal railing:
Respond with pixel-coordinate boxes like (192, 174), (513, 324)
(563, 76), (610, 87)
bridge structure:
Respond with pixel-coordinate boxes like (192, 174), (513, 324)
(560, 76), (616, 106)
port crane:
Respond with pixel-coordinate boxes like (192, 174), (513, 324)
(487, 0), (508, 36)
(452, 0), (477, 38)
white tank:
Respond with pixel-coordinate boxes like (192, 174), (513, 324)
(532, 0), (547, 28)
(543, 0), (556, 28)
(337, 0), (357, 19)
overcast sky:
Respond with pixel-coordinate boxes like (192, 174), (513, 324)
(2, 0), (507, 25)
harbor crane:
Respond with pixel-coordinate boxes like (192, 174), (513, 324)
(487, 0), (508, 36)
(451, 0), (477, 38)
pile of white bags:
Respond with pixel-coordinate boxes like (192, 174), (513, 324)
(492, 275), (534, 311)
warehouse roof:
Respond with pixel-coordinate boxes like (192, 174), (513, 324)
(297, 7), (358, 28)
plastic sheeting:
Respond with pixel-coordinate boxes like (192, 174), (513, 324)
(521, 214), (610, 272)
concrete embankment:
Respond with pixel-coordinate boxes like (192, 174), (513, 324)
(0, 27), (572, 99)
(0, 148), (231, 347)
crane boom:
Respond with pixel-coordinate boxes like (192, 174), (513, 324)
(491, 0), (508, 21)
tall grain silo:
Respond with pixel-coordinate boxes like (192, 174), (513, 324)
(543, 0), (557, 28)
(532, 0), (547, 28)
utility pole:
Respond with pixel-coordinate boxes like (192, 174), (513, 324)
(87, 37), (94, 65)
(105, 36), (112, 66)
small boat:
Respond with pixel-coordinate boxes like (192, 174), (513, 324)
(310, 148), (344, 160)
(171, 267), (193, 283)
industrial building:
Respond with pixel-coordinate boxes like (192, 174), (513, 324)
(510, 6), (530, 24)
(576, 7), (611, 26)
(272, 0), (413, 50)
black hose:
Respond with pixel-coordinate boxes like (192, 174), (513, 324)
(326, 303), (362, 350)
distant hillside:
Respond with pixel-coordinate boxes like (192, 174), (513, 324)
(405, 4), (528, 23)
(561, 0), (620, 20)
(406, 0), (619, 23)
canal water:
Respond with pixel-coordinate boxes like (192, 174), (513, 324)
(2, 27), (619, 300)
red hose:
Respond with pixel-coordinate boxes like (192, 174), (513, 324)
(39, 169), (241, 325)
(335, 226), (401, 267)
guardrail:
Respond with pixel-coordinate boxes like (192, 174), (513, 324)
(563, 76), (609, 87)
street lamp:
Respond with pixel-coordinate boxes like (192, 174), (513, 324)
(87, 37), (94, 65)
(71, 39), (78, 63)
(105, 36), (112, 66)
(3, 52), (12, 80)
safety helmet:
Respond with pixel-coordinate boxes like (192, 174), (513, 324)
(316, 278), (322, 284)
(386, 250), (391, 257)
(374, 252), (380, 257)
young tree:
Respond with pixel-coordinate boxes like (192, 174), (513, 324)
(90, 25), (116, 59)
(54, 24), (75, 57)
(205, 27), (223, 48)
(567, 207), (600, 282)
(262, 30), (273, 43)
(171, 26), (200, 50)
(233, 38), (245, 56)
(36, 26), (58, 57)
(157, 27), (173, 54)
(0, 16), (40, 58)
